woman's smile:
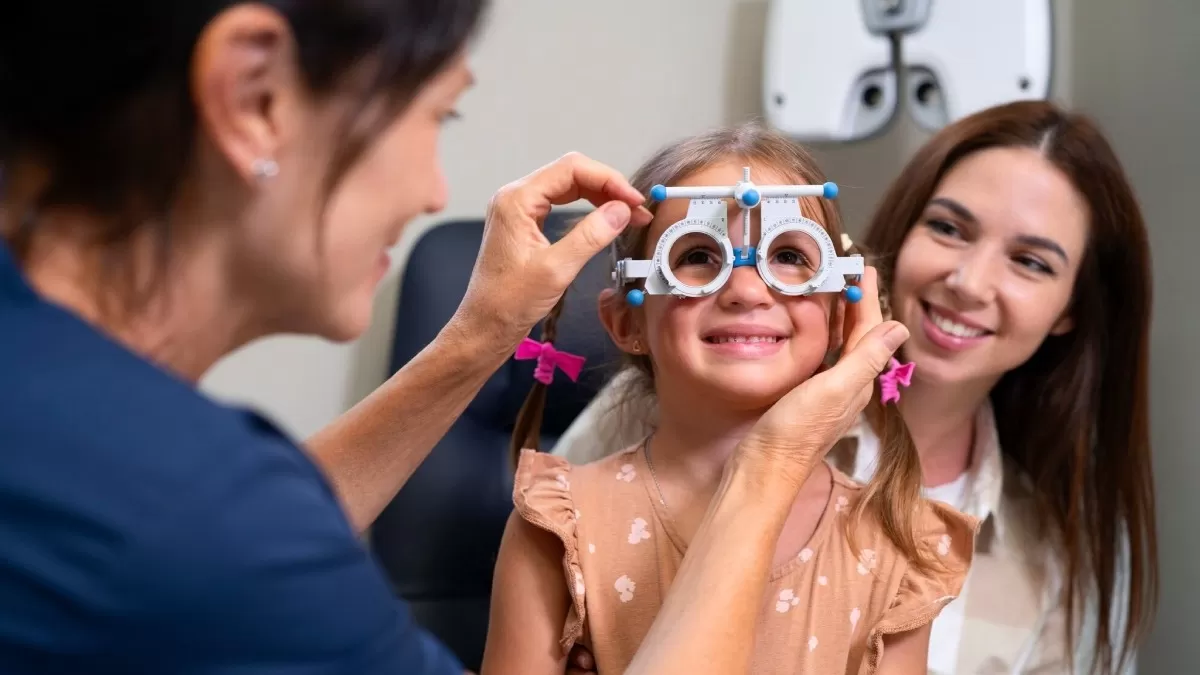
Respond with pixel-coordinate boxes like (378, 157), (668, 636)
(918, 301), (994, 352)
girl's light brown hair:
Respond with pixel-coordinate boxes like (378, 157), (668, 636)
(861, 100), (1156, 674)
(511, 121), (934, 571)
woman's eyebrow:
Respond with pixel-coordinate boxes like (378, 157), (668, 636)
(1015, 234), (1070, 264)
(930, 197), (1069, 263)
(929, 197), (977, 223)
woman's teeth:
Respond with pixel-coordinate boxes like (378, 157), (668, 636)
(707, 336), (781, 344)
(929, 311), (987, 338)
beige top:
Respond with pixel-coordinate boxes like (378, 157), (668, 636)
(514, 446), (979, 675)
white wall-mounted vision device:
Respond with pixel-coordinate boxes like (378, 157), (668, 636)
(762, 2), (896, 143)
(763, 0), (1053, 141)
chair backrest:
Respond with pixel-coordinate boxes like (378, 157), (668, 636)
(369, 211), (622, 670)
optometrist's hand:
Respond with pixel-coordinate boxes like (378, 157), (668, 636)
(737, 267), (910, 490)
(454, 152), (653, 352)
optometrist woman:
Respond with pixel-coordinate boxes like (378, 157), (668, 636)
(0, 2), (909, 673)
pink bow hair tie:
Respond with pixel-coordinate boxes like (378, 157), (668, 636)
(879, 358), (915, 405)
(515, 337), (587, 385)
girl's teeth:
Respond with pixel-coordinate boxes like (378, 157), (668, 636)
(712, 336), (779, 344)
(930, 311), (986, 338)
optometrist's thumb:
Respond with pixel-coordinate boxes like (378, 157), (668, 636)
(830, 321), (910, 403)
(736, 320), (909, 492)
(546, 201), (641, 279)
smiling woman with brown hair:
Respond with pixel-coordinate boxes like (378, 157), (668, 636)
(855, 100), (1157, 675)
(558, 100), (1158, 674)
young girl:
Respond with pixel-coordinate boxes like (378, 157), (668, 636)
(481, 123), (979, 675)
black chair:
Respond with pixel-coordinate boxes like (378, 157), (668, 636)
(369, 211), (622, 671)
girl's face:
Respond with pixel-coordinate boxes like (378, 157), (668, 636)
(601, 161), (836, 413)
(890, 146), (1089, 389)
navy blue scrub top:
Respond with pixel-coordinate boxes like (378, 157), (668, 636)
(0, 240), (463, 674)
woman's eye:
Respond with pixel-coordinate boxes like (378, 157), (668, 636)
(1014, 254), (1055, 276)
(926, 219), (961, 238)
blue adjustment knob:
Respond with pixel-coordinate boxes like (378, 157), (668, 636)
(845, 285), (863, 303)
(649, 185), (667, 202)
(823, 182), (839, 199)
(626, 289), (645, 306)
(741, 188), (760, 208)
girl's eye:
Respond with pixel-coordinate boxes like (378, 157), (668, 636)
(772, 249), (810, 267)
(676, 248), (718, 266)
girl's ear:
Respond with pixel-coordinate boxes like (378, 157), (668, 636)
(598, 288), (644, 354)
(827, 295), (846, 355)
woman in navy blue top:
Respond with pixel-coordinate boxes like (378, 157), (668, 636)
(0, 2), (911, 673)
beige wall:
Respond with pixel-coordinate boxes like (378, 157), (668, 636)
(201, 0), (1074, 438)
(1069, 1), (1200, 671)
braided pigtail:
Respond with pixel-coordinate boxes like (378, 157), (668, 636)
(508, 294), (571, 468)
(837, 234), (936, 574)
(847, 395), (934, 573)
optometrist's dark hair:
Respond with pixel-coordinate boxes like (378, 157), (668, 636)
(0, 0), (487, 301)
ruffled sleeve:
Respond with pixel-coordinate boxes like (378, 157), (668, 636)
(862, 500), (980, 672)
(512, 449), (588, 654)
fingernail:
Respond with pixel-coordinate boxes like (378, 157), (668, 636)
(882, 323), (910, 351)
(603, 201), (632, 230)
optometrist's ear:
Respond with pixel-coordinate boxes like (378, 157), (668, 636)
(191, 4), (301, 184)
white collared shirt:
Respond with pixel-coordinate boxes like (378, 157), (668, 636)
(839, 404), (1136, 674)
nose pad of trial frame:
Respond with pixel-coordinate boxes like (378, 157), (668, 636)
(732, 247), (758, 267)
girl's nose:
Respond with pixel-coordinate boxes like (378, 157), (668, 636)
(717, 265), (773, 310)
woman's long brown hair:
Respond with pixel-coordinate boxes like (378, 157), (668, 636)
(511, 121), (931, 571)
(862, 100), (1157, 674)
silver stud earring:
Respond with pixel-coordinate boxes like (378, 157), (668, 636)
(251, 158), (279, 179)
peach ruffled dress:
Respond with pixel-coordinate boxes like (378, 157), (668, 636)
(513, 445), (979, 674)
